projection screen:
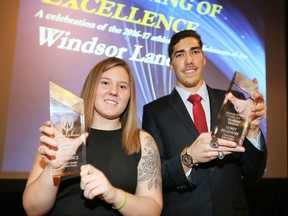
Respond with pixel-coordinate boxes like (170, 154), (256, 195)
(0, 0), (287, 179)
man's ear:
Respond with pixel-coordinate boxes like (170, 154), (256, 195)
(169, 63), (173, 71)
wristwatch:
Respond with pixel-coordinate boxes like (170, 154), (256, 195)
(181, 147), (196, 168)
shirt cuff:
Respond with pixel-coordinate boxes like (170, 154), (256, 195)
(246, 131), (263, 151)
(185, 168), (192, 177)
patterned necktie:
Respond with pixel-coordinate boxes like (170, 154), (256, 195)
(188, 94), (208, 133)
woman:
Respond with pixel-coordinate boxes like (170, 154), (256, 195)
(23, 57), (163, 216)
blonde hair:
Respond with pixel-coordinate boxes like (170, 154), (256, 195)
(81, 57), (140, 155)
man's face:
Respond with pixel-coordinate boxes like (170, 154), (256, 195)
(169, 37), (206, 93)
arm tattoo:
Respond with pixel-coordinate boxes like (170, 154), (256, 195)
(138, 136), (162, 190)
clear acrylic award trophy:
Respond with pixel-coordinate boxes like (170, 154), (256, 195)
(212, 71), (259, 146)
(49, 81), (86, 177)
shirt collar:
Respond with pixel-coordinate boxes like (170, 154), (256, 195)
(175, 82), (208, 103)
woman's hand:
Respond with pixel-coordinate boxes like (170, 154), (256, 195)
(38, 121), (86, 170)
(80, 164), (117, 202)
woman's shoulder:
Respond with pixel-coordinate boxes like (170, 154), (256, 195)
(139, 129), (153, 141)
(139, 130), (159, 151)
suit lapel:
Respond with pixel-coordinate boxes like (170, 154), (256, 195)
(168, 89), (200, 138)
(167, 87), (226, 137)
(207, 86), (226, 129)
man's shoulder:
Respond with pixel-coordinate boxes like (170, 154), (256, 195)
(144, 94), (171, 108)
(207, 85), (226, 93)
(207, 85), (244, 98)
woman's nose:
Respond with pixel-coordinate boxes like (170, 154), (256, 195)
(109, 84), (118, 96)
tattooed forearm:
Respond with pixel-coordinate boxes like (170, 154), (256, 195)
(138, 136), (162, 190)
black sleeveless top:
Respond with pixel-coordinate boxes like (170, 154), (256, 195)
(48, 128), (141, 216)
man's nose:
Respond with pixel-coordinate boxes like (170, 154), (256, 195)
(186, 53), (194, 64)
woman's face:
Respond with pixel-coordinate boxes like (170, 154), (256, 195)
(93, 66), (130, 122)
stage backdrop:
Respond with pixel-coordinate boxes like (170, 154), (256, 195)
(1, 0), (270, 177)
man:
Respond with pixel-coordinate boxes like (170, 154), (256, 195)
(142, 30), (267, 216)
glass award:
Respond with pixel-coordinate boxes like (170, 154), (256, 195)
(49, 81), (86, 177)
(212, 71), (258, 146)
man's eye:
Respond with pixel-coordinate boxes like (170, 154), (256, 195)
(175, 53), (183, 58)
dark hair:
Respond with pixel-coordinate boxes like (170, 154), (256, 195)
(168, 30), (203, 59)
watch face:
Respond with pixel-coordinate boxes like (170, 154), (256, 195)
(182, 154), (192, 166)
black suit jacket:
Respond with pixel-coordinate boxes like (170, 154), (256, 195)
(142, 86), (267, 216)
